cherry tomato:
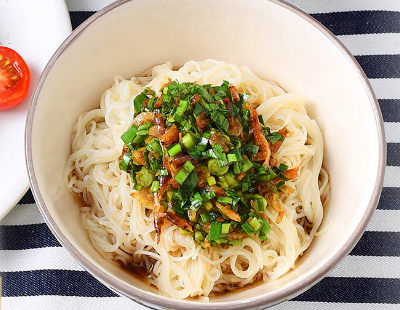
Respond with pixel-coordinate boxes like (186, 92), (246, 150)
(0, 46), (30, 110)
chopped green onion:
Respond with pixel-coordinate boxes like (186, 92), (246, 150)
(193, 103), (204, 116)
(134, 184), (143, 191)
(233, 162), (241, 174)
(242, 159), (254, 172)
(219, 172), (238, 188)
(136, 129), (149, 136)
(146, 138), (162, 155)
(277, 181), (285, 191)
(208, 159), (229, 176)
(194, 231), (205, 243)
(228, 240), (243, 246)
(244, 144), (259, 160)
(227, 153), (238, 163)
(132, 134), (145, 144)
(212, 143), (228, 167)
(200, 213), (211, 223)
(190, 192), (203, 211)
(119, 153), (131, 172)
(221, 223), (231, 234)
(241, 176), (250, 192)
(248, 217), (261, 232)
(134, 92), (148, 114)
(136, 167), (154, 187)
(148, 97), (155, 110)
(137, 122), (153, 131)
(182, 133), (197, 150)
(168, 143), (182, 157)
(279, 163), (289, 171)
(209, 222), (222, 241)
(121, 125), (137, 144)
(207, 176), (216, 186)
(173, 100), (189, 119)
(260, 221), (271, 234)
(215, 238), (228, 245)
(159, 168), (168, 176)
(254, 198), (268, 213)
(179, 228), (193, 235)
(241, 222), (254, 236)
(150, 180), (159, 193)
(202, 190), (216, 202)
(211, 110), (229, 133)
(217, 196), (233, 204)
(166, 190), (175, 201)
(204, 201), (213, 212)
(174, 161), (195, 185)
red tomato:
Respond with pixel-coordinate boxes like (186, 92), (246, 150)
(0, 46), (30, 110)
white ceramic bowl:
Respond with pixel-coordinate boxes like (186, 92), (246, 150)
(25, 0), (386, 309)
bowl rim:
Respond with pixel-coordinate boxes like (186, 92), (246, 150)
(25, 0), (386, 309)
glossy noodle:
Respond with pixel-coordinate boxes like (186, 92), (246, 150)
(65, 60), (329, 299)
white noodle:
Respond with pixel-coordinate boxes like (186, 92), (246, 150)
(65, 60), (329, 299)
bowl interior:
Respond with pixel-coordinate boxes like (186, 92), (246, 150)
(28, 0), (383, 308)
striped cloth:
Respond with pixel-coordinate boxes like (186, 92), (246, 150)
(1, 0), (400, 309)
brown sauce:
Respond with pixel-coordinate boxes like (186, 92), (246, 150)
(118, 260), (155, 286)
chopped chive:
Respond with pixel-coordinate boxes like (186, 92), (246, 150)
(168, 143), (182, 157)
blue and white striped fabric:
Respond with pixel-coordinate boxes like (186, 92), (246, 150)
(1, 0), (400, 309)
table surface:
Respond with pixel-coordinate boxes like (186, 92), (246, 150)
(1, 0), (400, 309)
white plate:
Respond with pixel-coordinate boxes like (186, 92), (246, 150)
(0, 0), (71, 219)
